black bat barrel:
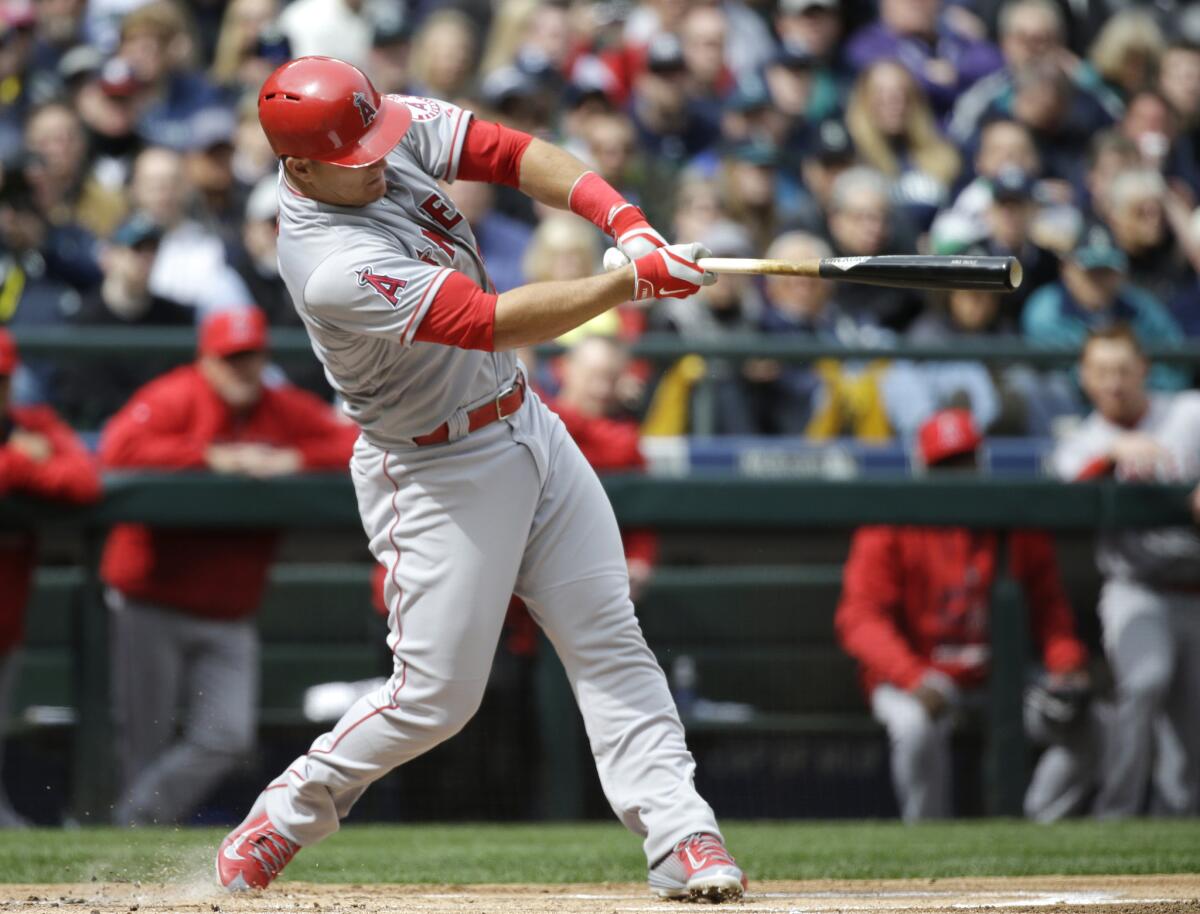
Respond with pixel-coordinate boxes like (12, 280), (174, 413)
(817, 255), (1022, 291)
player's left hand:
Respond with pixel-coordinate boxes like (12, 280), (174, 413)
(608, 204), (668, 262)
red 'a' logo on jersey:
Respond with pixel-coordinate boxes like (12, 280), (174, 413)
(356, 266), (407, 306)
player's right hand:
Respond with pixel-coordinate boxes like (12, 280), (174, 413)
(630, 243), (715, 301)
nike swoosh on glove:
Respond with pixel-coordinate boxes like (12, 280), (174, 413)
(609, 203), (669, 261)
(630, 243), (716, 301)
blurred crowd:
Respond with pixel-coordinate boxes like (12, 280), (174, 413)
(0, 0), (1199, 439)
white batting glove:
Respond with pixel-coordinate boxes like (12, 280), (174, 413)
(608, 203), (669, 261)
(629, 242), (715, 301)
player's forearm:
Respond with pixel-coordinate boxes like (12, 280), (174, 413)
(516, 137), (591, 209)
(493, 268), (633, 350)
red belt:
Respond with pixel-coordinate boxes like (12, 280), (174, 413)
(413, 375), (526, 446)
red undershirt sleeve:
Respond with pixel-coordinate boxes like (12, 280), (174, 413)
(455, 119), (534, 188)
(413, 270), (498, 351)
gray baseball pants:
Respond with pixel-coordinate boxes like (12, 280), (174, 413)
(254, 392), (719, 864)
(872, 682), (1098, 821)
(109, 591), (258, 825)
(1095, 579), (1200, 817)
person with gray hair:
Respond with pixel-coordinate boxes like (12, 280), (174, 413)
(826, 167), (924, 331)
(948, 0), (1122, 144)
(1104, 168), (1195, 307)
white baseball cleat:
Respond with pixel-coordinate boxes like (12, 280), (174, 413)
(215, 813), (300, 891)
(648, 832), (747, 903)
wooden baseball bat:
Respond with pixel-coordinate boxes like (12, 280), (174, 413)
(696, 254), (1023, 292)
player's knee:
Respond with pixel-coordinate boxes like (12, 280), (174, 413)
(1118, 658), (1172, 705)
(426, 679), (488, 741)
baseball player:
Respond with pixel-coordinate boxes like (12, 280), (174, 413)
(216, 56), (746, 902)
(1052, 325), (1200, 816)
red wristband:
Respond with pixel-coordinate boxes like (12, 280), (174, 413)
(568, 171), (641, 236)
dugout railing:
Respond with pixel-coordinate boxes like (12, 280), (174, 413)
(0, 476), (1195, 822)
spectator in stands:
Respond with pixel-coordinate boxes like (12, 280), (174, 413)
(209, 0), (289, 94)
(1160, 42), (1200, 156)
(975, 167), (1059, 319)
(23, 101), (126, 239)
(128, 145), (251, 312)
(1117, 89), (1200, 196)
(182, 107), (242, 244)
(679, 5), (732, 102)
(779, 118), (856, 237)
(117, 1), (232, 152)
(100, 307), (357, 826)
(548, 336), (658, 601)
(930, 118), (1044, 256)
(277, 0), (370, 70)
(1006, 59), (1105, 185)
(0, 2), (36, 167)
(948, 0), (1122, 147)
(844, 59), (960, 229)
(754, 230), (892, 440)
(522, 214), (614, 345)
(0, 328), (100, 827)
(406, 9), (478, 101)
(826, 166), (924, 331)
(1022, 223), (1186, 390)
(227, 176), (289, 323)
(1052, 326), (1200, 816)
(443, 178), (531, 297)
(843, 0), (1004, 120)
(836, 407), (1096, 822)
(364, 6), (412, 96)
(629, 33), (715, 164)
(1088, 10), (1165, 103)
(1081, 130), (1141, 226)
(1103, 169), (1196, 307)
(71, 56), (144, 189)
(718, 140), (780, 249)
(57, 214), (192, 427)
(770, 0), (843, 123)
(27, 0), (87, 88)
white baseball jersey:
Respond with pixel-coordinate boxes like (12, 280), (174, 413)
(1052, 392), (1200, 585)
(276, 95), (518, 447)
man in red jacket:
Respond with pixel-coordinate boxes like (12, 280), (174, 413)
(0, 329), (100, 827)
(100, 307), (357, 826)
(548, 336), (658, 600)
(835, 408), (1096, 821)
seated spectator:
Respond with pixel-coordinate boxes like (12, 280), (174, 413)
(1117, 89), (1200, 197)
(1022, 223), (1187, 390)
(976, 167), (1059, 319)
(23, 101), (127, 239)
(826, 166), (924, 331)
(755, 231), (892, 440)
(522, 215), (616, 344)
(779, 117), (857, 236)
(948, 0), (1123, 147)
(772, 0), (845, 119)
(1005, 59), (1109, 185)
(209, 0), (290, 95)
(278, 0), (371, 70)
(71, 56), (145, 190)
(100, 307), (357, 826)
(128, 145), (251, 312)
(1052, 326), (1200, 816)
(117, 1), (234, 153)
(836, 408), (1096, 822)
(1159, 42), (1200, 157)
(629, 33), (716, 165)
(227, 177), (290, 323)
(182, 107), (242, 245)
(646, 221), (764, 435)
(888, 276), (1074, 437)
(443, 178), (531, 297)
(717, 140), (780, 249)
(844, 0), (1004, 121)
(56, 215), (193, 427)
(364, 6), (412, 96)
(680, 5), (733, 101)
(1088, 10), (1165, 104)
(845, 59), (960, 229)
(1103, 169), (1195, 307)
(547, 336), (658, 601)
(761, 46), (838, 128)
(405, 9), (478, 100)
(0, 329), (100, 827)
(0, 4), (35, 167)
(930, 118), (1044, 255)
(1079, 129), (1141, 226)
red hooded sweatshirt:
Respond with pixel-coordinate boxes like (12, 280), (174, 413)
(0, 406), (101, 651)
(835, 526), (1088, 695)
(100, 364), (357, 619)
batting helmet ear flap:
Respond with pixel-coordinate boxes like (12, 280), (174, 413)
(259, 56), (413, 167)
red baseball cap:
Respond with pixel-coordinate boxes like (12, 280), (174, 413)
(918, 408), (981, 467)
(199, 307), (269, 358)
(0, 328), (17, 377)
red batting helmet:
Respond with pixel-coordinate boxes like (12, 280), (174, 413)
(258, 56), (412, 167)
